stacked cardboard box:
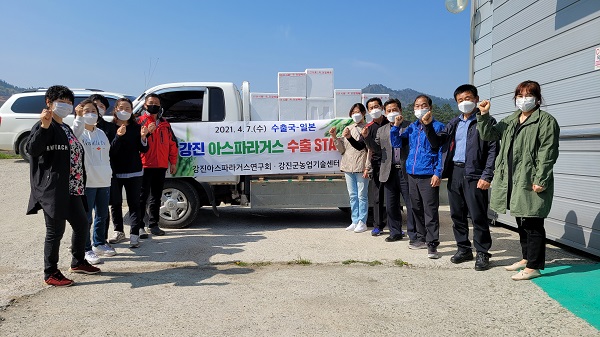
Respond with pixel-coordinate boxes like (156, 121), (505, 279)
(250, 93), (279, 121)
(278, 97), (307, 121)
(334, 89), (362, 118)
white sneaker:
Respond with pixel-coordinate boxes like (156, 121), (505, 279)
(130, 234), (140, 248)
(346, 223), (357, 231)
(85, 250), (102, 265)
(354, 221), (367, 233)
(139, 227), (149, 239)
(93, 244), (117, 257)
(108, 231), (126, 244)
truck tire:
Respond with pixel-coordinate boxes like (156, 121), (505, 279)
(17, 134), (31, 162)
(158, 179), (200, 229)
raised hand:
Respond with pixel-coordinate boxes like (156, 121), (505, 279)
(328, 126), (337, 138)
(421, 111), (433, 125)
(75, 104), (84, 117)
(141, 125), (149, 139)
(478, 100), (490, 115)
(361, 126), (369, 138)
(147, 122), (157, 134)
(342, 127), (351, 138)
(117, 124), (126, 136)
(394, 114), (404, 127)
(40, 108), (53, 129)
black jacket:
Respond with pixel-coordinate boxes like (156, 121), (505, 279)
(425, 111), (498, 181)
(26, 120), (86, 219)
(362, 118), (389, 164)
(109, 122), (149, 175)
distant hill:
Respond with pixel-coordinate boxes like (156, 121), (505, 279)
(0, 79), (34, 107)
(362, 84), (460, 124)
(362, 84), (457, 110)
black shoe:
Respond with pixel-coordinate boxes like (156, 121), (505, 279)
(139, 228), (149, 239)
(385, 234), (403, 242)
(150, 226), (165, 236)
(474, 252), (491, 271)
(450, 250), (474, 264)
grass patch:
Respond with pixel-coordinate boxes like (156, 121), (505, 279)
(394, 259), (409, 267)
(342, 259), (382, 266)
(234, 261), (273, 267)
(0, 153), (20, 159)
(288, 258), (312, 265)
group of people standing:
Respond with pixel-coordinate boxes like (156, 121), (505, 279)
(333, 81), (559, 281)
(27, 85), (178, 287)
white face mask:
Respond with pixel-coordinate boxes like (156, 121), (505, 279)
(52, 102), (73, 118)
(414, 108), (429, 120)
(351, 113), (363, 123)
(369, 109), (382, 119)
(83, 113), (98, 126)
(386, 112), (400, 123)
(516, 96), (537, 112)
(116, 110), (132, 121)
(457, 101), (476, 114)
(97, 107), (106, 116)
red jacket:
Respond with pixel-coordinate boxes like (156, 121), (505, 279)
(138, 114), (178, 169)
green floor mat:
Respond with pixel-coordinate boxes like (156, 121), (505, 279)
(533, 264), (600, 330)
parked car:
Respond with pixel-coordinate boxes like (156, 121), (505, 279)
(0, 88), (130, 161)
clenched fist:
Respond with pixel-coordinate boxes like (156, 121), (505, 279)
(394, 115), (404, 127)
(147, 122), (157, 134)
(117, 124), (126, 136)
(342, 127), (351, 138)
(478, 100), (490, 115)
(421, 111), (433, 125)
(141, 125), (149, 139)
(40, 109), (53, 129)
(328, 126), (337, 138)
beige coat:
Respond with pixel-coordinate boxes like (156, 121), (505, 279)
(334, 122), (370, 173)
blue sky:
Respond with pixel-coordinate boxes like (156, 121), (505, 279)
(0, 0), (472, 99)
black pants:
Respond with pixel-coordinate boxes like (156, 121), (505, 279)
(408, 174), (440, 246)
(448, 166), (492, 255)
(110, 176), (143, 235)
(516, 217), (546, 270)
(43, 195), (87, 279)
(370, 163), (386, 229)
(140, 168), (167, 228)
(384, 166), (414, 239)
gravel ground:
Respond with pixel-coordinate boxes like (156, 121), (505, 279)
(0, 159), (598, 336)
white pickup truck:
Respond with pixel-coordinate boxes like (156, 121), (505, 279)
(131, 82), (351, 228)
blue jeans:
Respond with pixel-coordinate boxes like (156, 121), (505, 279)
(344, 172), (369, 225)
(85, 187), (110, 250)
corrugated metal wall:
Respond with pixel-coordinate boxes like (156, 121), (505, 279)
(472, 0), (600, 256)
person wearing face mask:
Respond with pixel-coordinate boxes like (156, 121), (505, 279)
(72, 99), (117, 264)
(88, 94), (117, 143)
(137, 93), (178, 237)
(477, 80), (559, 280)
(422, 85), (498, 271)
(26, 85), (101, 287)
(390, 95), (444, 259)
(375, 98), (414, 243)
(330, 103), (370, 233)
(359, 98), (388, 236)
(108, 98), (150, 248)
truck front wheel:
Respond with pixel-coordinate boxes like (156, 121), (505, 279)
(158, 179), (200, 229)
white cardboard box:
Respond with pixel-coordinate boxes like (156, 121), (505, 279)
(250, 93), (279, 121)
(278, 72), (307, 98)
(334, 89), (362, 118)
(278, 97), (307, 121)
(306, 68), (334, 98)
(307, 97), (334, 120)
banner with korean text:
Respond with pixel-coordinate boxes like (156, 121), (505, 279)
(171, 119), (354, 177)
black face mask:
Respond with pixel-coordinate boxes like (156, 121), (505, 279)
(146, 105), (161, 115)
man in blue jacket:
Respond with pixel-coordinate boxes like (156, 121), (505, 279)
(390, 95), (444, 259)
(422, 84), (498, 270)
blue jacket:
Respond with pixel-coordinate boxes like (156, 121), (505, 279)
(391, 119), (444, 177)
(424, 111), (498, 181)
